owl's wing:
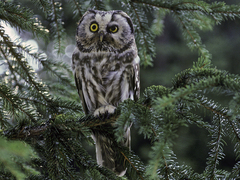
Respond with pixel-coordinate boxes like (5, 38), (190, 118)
(72, 48), (89, 114)
(132, 55), (140, 101)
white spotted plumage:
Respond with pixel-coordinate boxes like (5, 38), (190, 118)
(72, 10), (140, 176)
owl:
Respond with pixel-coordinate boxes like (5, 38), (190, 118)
(72, 10), (140, 176)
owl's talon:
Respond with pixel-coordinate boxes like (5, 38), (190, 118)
(106, 112), (110, 119)
(93, 105), (116, 117)
(97, 113), (104, 120)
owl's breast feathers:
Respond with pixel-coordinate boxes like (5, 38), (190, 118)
(72, 48), (139, 114)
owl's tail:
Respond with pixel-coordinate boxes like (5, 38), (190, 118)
(92, 126), (131, 177)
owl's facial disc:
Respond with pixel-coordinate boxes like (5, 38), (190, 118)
(76, 10), (135, 53)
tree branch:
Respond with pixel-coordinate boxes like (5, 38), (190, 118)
(4, 114), (119, 140)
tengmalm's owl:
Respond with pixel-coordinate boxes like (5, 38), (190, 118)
(72, 10), (140, 176)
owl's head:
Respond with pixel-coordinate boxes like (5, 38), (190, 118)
(76, 10), (135, 53)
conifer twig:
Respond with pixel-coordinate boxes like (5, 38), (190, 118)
(120, 151), (144, 180)
(4, 115), (118, 140)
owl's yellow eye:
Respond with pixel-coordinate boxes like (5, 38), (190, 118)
(90, 23), (99, 32)
(109, 25), (118, 33)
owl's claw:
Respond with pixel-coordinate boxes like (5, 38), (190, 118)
(94, 105), (116, 117)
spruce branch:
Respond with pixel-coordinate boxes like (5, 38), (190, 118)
(41, 60), (75, 89)
(199, 99), (240, 145)
(4, 105), (148, 178)
(132, 0), (240, 21)
(4, 114), (129, 179)
(32, 0), (51, 16)
(0, 31), (54, 108)
(0, 39), (19, 85)
(147, 142), (173, 179)
(12, 43), (75, 89)
(0, 84), (38, 123)
(68, 0), (84, 18)
(230, 161), (240, 179)
(175, 14), (212, 66)
(0, 1), (48, 38)
(4, 114), (117, 140)
(131, 0), (172, 10)
(89, 0), (106, 11)
(128, 1), (155, 66)
(130, 2), (152, 66)
(120, 151), (144, 180)
(133, 1), (212, 67)
(181, 111), (211, 131)
(50, 0), (65, 53)
(205, 115), (225, 179)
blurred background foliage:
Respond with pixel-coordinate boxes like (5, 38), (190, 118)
(1, 0), (240, 177)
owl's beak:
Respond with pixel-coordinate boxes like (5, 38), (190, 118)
(99, 31), (104, 42)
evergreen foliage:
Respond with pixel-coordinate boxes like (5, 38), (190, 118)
(0, 0), (240, 179)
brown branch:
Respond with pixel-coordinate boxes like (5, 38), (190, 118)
(52, 0), (61, 53)
(72, 0), (83, 17)
(176, 14), (209, 64)
(132, 0), (240, 15)
(4, 114), (119, 140)
(4, 123), (48, 140)
(0, 88), (37, 124)
(120, 151), (144, 180)
(200, 103), (240, 143)
(129, 1), (149, 64)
